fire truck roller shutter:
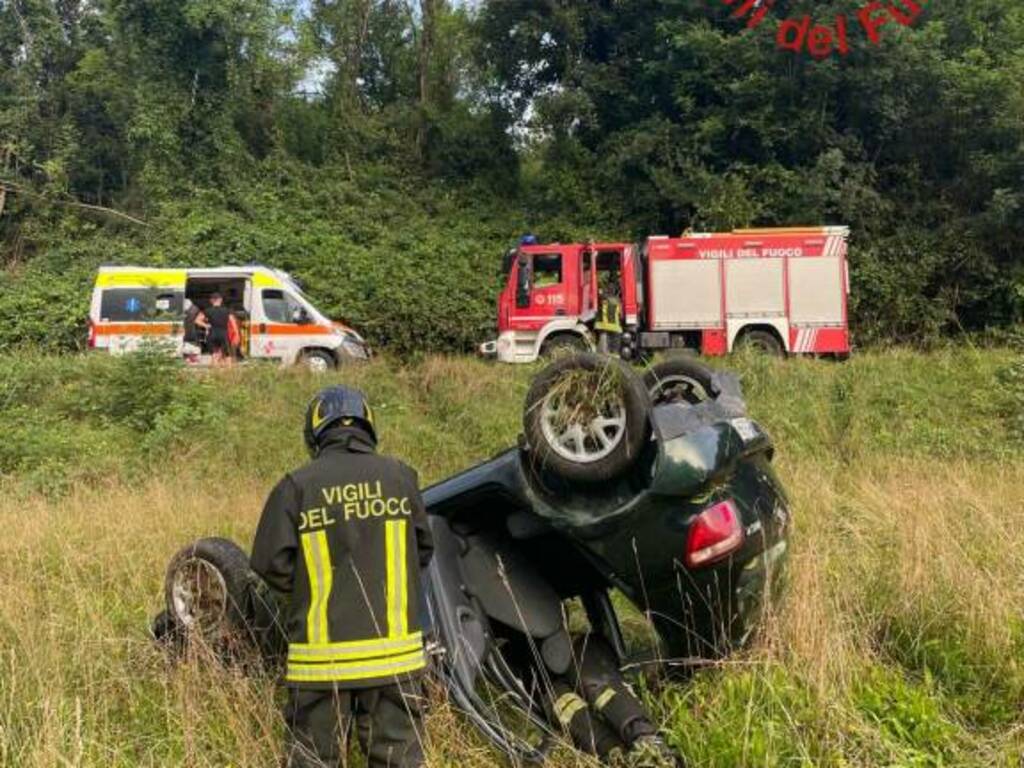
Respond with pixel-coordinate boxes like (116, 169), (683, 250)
(724, 258), (789, 354)
(649, 259), (721, 329)
(725, 259), (784, 317)
(789, 257), (844, 325)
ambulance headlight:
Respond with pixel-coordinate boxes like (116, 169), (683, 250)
(340, 335), (370, 360)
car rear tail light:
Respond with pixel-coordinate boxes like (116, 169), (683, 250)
(685, 499), (744, 568)
(87, 320), (96, 349)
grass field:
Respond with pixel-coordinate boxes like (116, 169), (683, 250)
(0, 348), (1022, 767)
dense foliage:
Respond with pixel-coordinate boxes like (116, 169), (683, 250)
(1, 0), (1023, 352)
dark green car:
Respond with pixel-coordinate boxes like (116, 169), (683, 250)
(423, 354), (791, 759)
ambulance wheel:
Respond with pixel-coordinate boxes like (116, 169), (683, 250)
(737, 329), (784, 357)
(164, 537), (255, 649)
(644, 356), (716, 406)
(524, 353), (650, 484)
(301, 349), (337, 373)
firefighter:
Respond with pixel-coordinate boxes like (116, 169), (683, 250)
(250, 386), (434, 768)
(595, 272), (624, 356)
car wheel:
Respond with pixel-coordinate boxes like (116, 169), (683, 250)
(524, 353), (650, 484)
(301, 349), (336, 373)
(737, 330), (784, 357)
(540, 334), (589, 359)
(164, 537), (255, 649)
(644, 356), (717, 406)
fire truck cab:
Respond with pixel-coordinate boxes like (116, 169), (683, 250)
(482, 227), (850, 362)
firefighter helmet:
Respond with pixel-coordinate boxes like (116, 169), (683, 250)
(304, 386), (376, 455)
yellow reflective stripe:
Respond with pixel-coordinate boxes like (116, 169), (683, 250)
(301, 531), (332, 645)
(554, 692), (576, 719)
(554, 692), (588, 727)
(398, 520), (408, 637)
(96, 270), (187, 288)
(285, 649), (426, 683)
(300, 534), (317, 643)
(386, 520), (408, 639)
(288, 633), (423, 663)
(290, 631), (423, 655)
(596, 300), (623, 331)
(315, 532), (333, 644)
(386, 522), (397, 637)
(594, 687), (617, 711)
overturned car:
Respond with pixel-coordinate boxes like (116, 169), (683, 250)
(155, 354), (790, 763)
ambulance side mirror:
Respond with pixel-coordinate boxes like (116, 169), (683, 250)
(516, 256), (531, 309)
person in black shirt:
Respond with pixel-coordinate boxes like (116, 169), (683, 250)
(199, 293), (232, 366)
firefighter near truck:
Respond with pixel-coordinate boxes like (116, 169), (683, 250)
(481, 227), (851, 363)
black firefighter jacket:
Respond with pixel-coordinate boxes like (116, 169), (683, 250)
(251, 430), (434, 690)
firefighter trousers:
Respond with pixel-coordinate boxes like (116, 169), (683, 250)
(546, 634), (657, 759)
(283, 681), (426, 768)
(597, 331), (623, 356)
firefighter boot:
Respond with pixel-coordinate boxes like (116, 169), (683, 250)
(623, 736), (679, 768)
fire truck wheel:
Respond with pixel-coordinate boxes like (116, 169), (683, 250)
(164, 537), (255, 649)
(644, 357), (716, 406)
(541, 333), (589, 358)
(524, 353), (650, 484)
(737, 329), (784, 357)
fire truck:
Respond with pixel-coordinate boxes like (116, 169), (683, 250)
(480, 227), (850, 362)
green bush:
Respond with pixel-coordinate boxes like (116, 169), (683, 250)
(0, 351), (236, 493)
(0, 162), (557, 355)
(997, 356), (1024, 443)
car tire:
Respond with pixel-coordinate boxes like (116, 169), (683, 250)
(523, 353), (650, 484)
(737, 330), (784, 357)
(644, 356), (717, 406)
(300, 349), (337, 373)
(164, 537), (255, 648)
(541, 333), (591, 359)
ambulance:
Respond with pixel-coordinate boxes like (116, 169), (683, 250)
(88, 265), (370, 370)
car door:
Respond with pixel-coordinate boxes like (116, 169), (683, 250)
(508, 249), (576, 331)
(251, 287), (308, 364)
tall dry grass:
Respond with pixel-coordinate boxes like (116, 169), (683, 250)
(0, 349), (1021, 766)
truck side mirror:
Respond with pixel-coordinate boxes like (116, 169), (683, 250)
(292, 307), (310, 324)
(516, 256), (531, 308)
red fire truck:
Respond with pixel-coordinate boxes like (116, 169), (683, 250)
(480, 226), (851, 362)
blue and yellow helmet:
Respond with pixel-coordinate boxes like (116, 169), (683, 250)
(304, 386), (376, 455)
